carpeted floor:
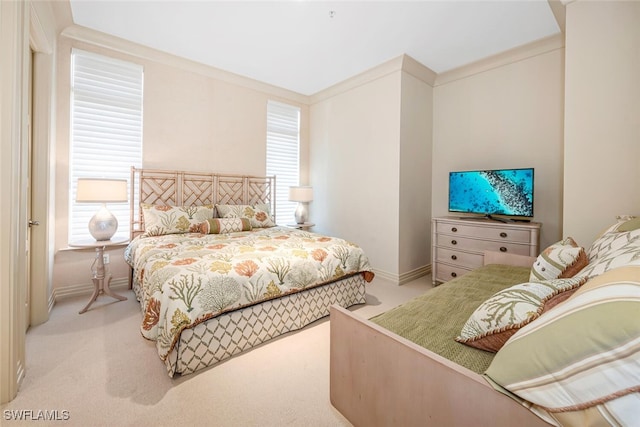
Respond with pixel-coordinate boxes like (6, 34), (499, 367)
(1, 275), (431, 426)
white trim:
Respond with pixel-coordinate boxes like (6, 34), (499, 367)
(310, 55), (413, 104)
(60, 24), (310, 105)
(372, 264), (431, 286)
(53, 277), (129, 301)
(0, 0), (28, 405)
(434, 33), (565, 87)
(29, 0), (57, 328)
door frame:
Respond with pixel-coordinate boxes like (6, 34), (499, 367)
(0, 0), (29, 404)
(29, 0), (56, 327)
(0, 0), (55, 404)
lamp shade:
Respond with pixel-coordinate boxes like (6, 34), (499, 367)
(288, 186), (313, 202)
(76, 178), (128, 203)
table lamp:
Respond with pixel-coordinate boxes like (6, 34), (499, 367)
(288, 186), (313, 224)
(76, 178), (128, 241)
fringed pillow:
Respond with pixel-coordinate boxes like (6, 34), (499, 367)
(529, 237), (588, 281)
(456, 276), (587, 352)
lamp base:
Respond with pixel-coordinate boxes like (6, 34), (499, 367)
(294, 202), (308, 224)
(88, 204), (118, 241)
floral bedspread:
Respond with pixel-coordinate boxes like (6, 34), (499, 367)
(124, 226), (374, 360)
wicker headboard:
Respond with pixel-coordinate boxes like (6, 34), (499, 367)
(130, 167), (276, 239)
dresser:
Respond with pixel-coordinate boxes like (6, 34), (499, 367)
(432, 216), (541, 284)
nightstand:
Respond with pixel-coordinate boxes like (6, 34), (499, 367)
(287, 222), (315, 231)
(69, 237), (129, 314)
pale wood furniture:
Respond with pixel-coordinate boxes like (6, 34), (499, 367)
(432, 216), (541, 284)
(69, 237), (129, 314)
(329, 251), (551, 427)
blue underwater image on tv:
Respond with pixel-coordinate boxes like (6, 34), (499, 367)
(448, 168), (534, 217)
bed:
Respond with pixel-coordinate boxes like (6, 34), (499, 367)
(125, 167), (374, 376)
(331, 217), (640, 427)
(330, 257), (551, 427)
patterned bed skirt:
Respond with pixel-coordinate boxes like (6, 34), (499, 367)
(164, 274), (367, 376)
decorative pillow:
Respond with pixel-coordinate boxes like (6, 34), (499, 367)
(615, 216), (640, 232)
(576, 234), (640, 279)
(529, 237), (588, 282)
(456, 276), (587, 352)
(484, 266), (640, 426)
(141, 204), (214, 237)
(192, 218), (252, 234)
(215, 204), (275, 228)
(587, 217), (640, 262)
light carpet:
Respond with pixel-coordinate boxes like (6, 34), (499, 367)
(1, 275), (432, 426)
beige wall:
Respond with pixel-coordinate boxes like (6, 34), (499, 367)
(563, 0), (640, 246)
(310, 70), (402, 277)
(52, 28), (310, 294)
(399, 72), (433, 278)
(432, 45), (565, 251)
(309, 57), (434, 282)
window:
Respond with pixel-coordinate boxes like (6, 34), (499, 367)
(69, 49), (143, 242)
(266, 100), (301, 225)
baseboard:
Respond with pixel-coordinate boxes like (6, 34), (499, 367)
(53, 277), (129, 301)
(372, 264), (431, 286)
(48, 292), (56, 313)
(398, 265), (432, 285)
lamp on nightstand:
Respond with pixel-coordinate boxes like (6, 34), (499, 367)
(289, 186), (313, 224)
(76, 178), (128, 241)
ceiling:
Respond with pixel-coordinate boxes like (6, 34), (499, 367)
(68, 1), (561, 96)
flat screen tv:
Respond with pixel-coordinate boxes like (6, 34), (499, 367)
(448, 168), (534, 219)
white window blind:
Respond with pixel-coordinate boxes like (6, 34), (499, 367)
(69, 49), (143, 242)
(266, 100), (300, 225)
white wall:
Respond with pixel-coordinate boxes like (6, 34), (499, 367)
(563, 0), (640, 246)
(432, 44), (565, 251)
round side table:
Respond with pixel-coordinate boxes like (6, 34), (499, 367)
(69, 237), (129, 314)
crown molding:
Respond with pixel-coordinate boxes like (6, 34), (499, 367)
(401, 55), (437, 87)
(29, 1), (54, 54)
(434, 33), (565, 87)
(60, 24), (310, 105)
(310, 54), (436, 104)
(547, 0), (566, 33)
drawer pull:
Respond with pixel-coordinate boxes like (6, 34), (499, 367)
(451, 272), (457, 278)
(451, 227), (458, 232)
(500, 232), (508, 238)
(500, 246), (507, 252)
(451, 240), (457, 245)
(451, 255), (457, 260)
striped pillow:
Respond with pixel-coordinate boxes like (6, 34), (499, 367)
(529, 237), (588, 281)
(485, 266), (640, 426)
(194, 218), (252, 234)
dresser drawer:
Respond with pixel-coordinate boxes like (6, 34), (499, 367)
(434, 262), (472, 282)
(435, 247), (484, 269)
(436, 234), (531, 256)
(436, 221), (532, 243)
(432, 216), (541, 285)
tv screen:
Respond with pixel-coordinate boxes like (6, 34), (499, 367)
(448, 168), (534, 218)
